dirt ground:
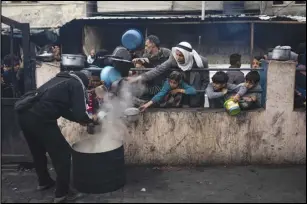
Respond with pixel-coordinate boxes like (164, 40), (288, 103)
(1, 165), (306, 203)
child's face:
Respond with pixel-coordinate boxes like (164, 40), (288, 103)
(90, 49), (95, 57)
(245, 81), (256, 89)
(213, 82), (226, 91)
(252, 59), (260, 69)
(135, 62), (144, 68)
(169, 79), (179, 89)
(90, 76), (102, 88)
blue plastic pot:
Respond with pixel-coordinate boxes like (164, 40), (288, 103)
(100, 66), (122, 89)
(121, 29), (143, 51)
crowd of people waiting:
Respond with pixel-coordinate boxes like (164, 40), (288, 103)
(87, 35), (306, 111)
(3, 35), (306, 110)
(122, 35), (268, 110)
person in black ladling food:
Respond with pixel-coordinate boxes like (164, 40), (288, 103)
(15, 70), (99, 203)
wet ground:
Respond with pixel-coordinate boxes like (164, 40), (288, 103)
(1, 164), (306, 203)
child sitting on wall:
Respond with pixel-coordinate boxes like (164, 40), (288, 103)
(205, 71), (248, 108)
(139, 71), (196, 111)
(237, 71), (262, 110)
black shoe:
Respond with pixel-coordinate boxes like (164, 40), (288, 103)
(53, 192), (84, 203)
(37, 180), (55, 191)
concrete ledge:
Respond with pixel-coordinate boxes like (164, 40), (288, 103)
(123, 109), (305, 165)
(57, 107), (305, 165)
(42, 61), (306, 165)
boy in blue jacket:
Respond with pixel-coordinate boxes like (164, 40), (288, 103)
(140, 71), (196, 111)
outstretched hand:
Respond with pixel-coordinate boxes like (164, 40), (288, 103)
(232, 94), (241, 102)
(139, 101), (153, 112)
(126, 76), (142, 84)
(170, 89), (184, 95)
(139, 104), (149, 112)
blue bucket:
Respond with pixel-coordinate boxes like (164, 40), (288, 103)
(100, 66), (122, 89)
(121, 29), (143, 51)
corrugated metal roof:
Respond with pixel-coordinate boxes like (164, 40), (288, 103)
(57, 14), (306, 28)
(76, 15), (200, 20)
(1, 27), (59, 37)
(74, 14), (306, 22)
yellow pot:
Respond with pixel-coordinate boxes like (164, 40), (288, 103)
(224, 99), (241, 116)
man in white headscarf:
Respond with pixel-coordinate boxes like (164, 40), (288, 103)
(129, 42), (209, 107)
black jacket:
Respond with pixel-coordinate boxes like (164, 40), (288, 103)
(30, 71), (92, 123)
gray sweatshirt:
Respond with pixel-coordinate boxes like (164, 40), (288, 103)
(205, 83), (248, 99)
(238, 83), (262, 107)
(141, 53), (209, 89)
(226, 70), (245, 85)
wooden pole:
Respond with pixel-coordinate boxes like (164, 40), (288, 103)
(145, 27), (148, 38)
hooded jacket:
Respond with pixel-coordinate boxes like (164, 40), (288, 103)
(29, 71), (92, 123)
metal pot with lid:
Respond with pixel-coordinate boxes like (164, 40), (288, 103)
(61, 54), (86, 68)
(271, 46), (291, 61)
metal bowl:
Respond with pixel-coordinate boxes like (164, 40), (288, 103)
(124, 107), (140, 122)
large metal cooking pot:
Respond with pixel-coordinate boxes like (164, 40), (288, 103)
(272, 48), (291, 61)
(61, 54), (86, 68)
(72, 140), (126, 194)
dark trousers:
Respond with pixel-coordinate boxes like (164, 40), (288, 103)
(17, 110), (71, 197)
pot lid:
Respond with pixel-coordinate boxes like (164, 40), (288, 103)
(38, 51), (53, 57)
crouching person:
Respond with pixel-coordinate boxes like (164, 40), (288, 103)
(140, 71), (196, 111)
(205, 71), (247, 108)
(15, 71), (99, 203)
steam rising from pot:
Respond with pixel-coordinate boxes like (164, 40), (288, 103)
(73, 80), (145, 153)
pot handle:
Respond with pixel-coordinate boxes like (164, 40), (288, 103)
(66, 56), (76, 59)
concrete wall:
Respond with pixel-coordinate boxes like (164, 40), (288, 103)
(1, 1), (86, 28)
(96, 1), (305, 16)
(96, 1), (258, 12)
(35, 61), (306, 165)
(263, 1), (306, 16)
(124, 62), (306, 165)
